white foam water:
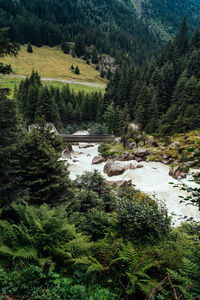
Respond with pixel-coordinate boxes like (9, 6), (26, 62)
(65, 139), (200, 225)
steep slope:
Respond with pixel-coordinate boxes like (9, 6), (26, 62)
(0, 0), (158, 64)
(133, 0), (200, 43)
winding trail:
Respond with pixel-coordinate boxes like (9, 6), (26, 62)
(8, 75), (106, 88)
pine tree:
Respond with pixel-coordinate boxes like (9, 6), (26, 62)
(27, 42), (33, 53)
(74, 34), (85, 57)
(103, 102), (119, 133)
(92, 48), (98, 64)
(18, 126), (73, 206)
(75, 66), (80, 75)
(0, 28), (19, 76)
(106, 69), (112, 80)
(0, 93), (23, 208)
(100, 69), (105, 78)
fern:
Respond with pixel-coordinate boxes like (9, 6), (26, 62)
(0, 204), (92, 270)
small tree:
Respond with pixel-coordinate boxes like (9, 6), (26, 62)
(27, 42), (33, 53)
(106, 69), (112, 80)
(92, 48), (98, 64)
(75, 65), (80, 75)
(71, 64), (74, 70)
(100, 69), (105, 78)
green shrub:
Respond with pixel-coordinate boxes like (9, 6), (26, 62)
(116, 198), (171, 241)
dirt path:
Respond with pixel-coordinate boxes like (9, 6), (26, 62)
(8, 75), (106, 88)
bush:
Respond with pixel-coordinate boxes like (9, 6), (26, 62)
(0, 266), (118, 299)
(116, 197), (171, 241)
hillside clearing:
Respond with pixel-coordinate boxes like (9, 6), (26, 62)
(1, 45), (107, 84)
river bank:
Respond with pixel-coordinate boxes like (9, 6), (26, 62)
(64, 141), (200, 225)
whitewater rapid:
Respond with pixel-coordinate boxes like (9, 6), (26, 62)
(64, 139), (200, 225)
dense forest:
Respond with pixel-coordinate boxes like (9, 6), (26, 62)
(14, 17), (200, 136)
(104, 17), (200, 135)
(0, 0), (158, 64)
(135, 0), (200, 42)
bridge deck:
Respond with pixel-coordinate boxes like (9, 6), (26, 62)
(60, 134), (114, 143)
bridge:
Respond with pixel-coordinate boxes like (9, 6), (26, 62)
(60, 134), (114, 143)
(28, 123), (114, 143)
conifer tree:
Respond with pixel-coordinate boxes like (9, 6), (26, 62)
(27, 42), (33, 53)
(92, 48), (98, 64)
(18, 126), (73, 206)
(106, 69), (112, 80)
(100, 69), (105, 78)
(0, 28), (19, 76)
(0, 93), (23, 208)
(103, 102), (119, 133)
(75, 66), (80, 75)
(74, 34), (85, 57)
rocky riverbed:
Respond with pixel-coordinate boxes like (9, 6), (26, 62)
(62, 138), (200, 225)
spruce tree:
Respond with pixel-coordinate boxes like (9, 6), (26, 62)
(103, 102), (119, 133)
(75, 66), (80, 75)
(100, 69), (105, 78)
(0, 93), (23, 208)
(106, 69), (112, 80)
(0, 28), (19, 76)
(27, 42), (33, 53)
(18, 126), (73, 206)
(92, 48), (98, 64)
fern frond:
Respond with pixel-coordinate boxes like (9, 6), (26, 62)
(13, 247), (38, 261)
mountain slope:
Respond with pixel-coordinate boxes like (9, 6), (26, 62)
(133, 0), (200, 43)
(0, 0), (158, 64)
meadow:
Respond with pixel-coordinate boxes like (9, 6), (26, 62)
(1, 45), (107, 84)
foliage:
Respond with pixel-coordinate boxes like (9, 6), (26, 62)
(104, 18), (200, 134)
(0, 27), (19, 75)
(0, 204), (91, 271)
(18, 126), (73, 206)
(0, 86), (23, 208)
(176, 143), (200, 209)
(0, 266), (117, 299)
(116, 196), (171, 241)
(16, 72), (104, 129)
(0, 0), (159, 64)
(74, 65), (80, 75)
(67, 171), (116, 240)
(27, 42), (33, 53)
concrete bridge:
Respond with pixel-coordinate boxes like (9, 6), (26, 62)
(60, 134), (114, 143)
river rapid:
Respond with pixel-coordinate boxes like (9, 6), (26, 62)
(64, 134), (200, 225)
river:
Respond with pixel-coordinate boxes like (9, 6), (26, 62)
(63, 137), (200, 225)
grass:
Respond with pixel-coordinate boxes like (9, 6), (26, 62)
(0, 75), (105, 98)
(1, 44), (107, 84)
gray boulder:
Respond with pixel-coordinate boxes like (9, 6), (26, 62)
(104, 161), (125, 177)
(92, 156), (106, 165)
(134, 148), (149, 157)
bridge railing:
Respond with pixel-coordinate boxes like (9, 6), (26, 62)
(60, 134), (114, 143)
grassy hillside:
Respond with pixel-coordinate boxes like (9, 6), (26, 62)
(1, 45), (107, 84)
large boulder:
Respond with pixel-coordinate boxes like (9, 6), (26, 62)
(134, 148), (149, 157)
(169, 165), (181, 179)
(116, 152), (135, 161)
(123, 163), (136, 172)
(92, 156), (106, 165)
(104, 161), (125, 177)
(125, 141), (137, 149)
